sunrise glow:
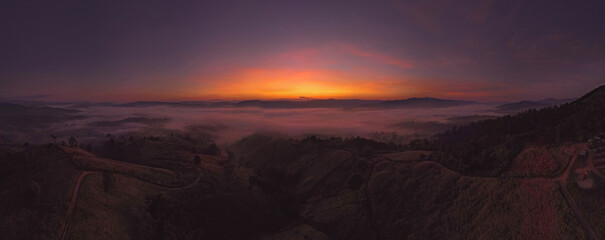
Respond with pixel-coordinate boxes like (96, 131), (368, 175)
(193, 68), (409, 99)
(1, 1), (603, 102)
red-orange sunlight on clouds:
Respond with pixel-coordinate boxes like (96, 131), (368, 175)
(181, 42), (431, 100)
(178, 43), (520, 101)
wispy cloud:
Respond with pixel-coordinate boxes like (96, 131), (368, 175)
(335, 43), (417, 69)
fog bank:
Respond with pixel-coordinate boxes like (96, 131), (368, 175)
(1, 104), (502, 146)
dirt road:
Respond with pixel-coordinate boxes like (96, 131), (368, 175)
(554, 149), (600, 240)
(386, 147), (601, 239)
(57, 158), (204, 240)
(59, 171), (96, 240)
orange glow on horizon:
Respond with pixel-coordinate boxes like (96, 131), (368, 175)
(192, 68), (410, 99)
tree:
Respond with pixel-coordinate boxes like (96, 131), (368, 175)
(203, 143), (221, 156)
(68, 136), (78, 147)
(103, 172), (115, 193)
(347, 174), (363, 190)
(146, 194), (168, 219)
(25, 181), (41, 205)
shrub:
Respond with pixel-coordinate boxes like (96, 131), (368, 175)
(194, 155), (201, 165)
(103, 171), (115, 193)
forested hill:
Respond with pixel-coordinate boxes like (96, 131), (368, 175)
(433, 85), (605, 176)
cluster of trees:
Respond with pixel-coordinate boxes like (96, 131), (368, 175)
(143, 179), (292, 240)
(201, 143), (221, 156)
(300, 135), (403, 155)
(35, 135), (93, 152)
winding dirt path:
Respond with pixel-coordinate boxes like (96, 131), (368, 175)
(559, 181), (599, 240)
(163, 170), (203, 191)
(59, 171), (96, 240)
(554, 149), (600, 240)
(381, 147), (602, 239)
(59, 146), (600, 239)
(396, 154), (571, 181)
(58, 161), (203, 240)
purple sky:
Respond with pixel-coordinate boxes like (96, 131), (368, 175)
(1, 0), (604, 102)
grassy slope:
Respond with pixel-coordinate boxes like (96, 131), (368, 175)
(228, 134), (589, 239)
(379, 150), (433, 162)
(68, 174), (163, 240)
(367, 160), (585, 239)
(0, 136), (212, 240)
(64, 147), (179, 186)
(566, 148), (605, 238)
(567, 172), (605, 238)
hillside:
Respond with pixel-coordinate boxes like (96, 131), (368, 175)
(435, 85), (605, 176)
(0, 132), (596, 239)
(223, 134), (587, 239)
(0, 135), (224, 240)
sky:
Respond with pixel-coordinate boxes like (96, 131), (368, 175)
(1, 0), (604, 102)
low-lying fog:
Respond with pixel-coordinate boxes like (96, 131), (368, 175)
(1, 104), (503, 146)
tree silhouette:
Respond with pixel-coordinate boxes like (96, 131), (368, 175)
(68, 136), (78, 147)
(103, 172), (115, 193)
(203, 143), (221, 156)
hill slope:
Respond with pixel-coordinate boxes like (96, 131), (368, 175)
(435, 85), (605, 176)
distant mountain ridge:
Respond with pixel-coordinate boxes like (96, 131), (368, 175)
(114, 99), (380, 109)
(0, 102), (84, 128)
(495, 98), (576, 114)
(69, 97), (476, 109)
(354, 97), (476, 109)
(0, 103), (79, 115)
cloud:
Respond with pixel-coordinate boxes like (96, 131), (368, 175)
(393, 0), (493, 34)
(253, 43), (420, 70)
(184, 43), (429, 99)
(336, 43), (417, 69)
